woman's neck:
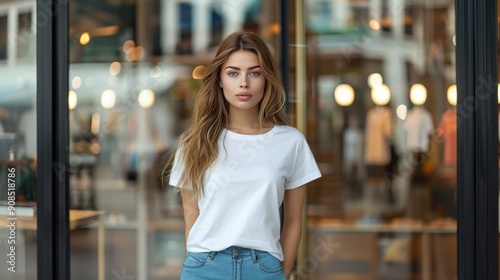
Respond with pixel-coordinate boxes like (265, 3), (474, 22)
(227, 108), (272, 134)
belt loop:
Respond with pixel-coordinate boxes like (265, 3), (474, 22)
(251, 249), (257, 263)
(232, 247), (239, 257)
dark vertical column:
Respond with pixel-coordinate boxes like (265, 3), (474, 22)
(36, 0), (69, 279)
(456, 0), (498, 279)
(279, 0), (289, 111)
(278, 0), (290, 232)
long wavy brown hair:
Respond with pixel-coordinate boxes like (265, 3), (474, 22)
(166, 30), (289, 198)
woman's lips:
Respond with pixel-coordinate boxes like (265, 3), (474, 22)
(236, 93), (252, 101)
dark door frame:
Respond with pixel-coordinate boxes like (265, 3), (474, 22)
(456, 0), (499, 278)
(36, 0), (69, 279)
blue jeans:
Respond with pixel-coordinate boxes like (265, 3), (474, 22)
(180, 246), (287, 280)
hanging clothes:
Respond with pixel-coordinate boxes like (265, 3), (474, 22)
(364, 106), (393, 166)
(404, 106), (434, 153)
(437, 108), (457, 165)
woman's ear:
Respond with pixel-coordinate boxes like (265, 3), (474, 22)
(219, 80), (222, 88)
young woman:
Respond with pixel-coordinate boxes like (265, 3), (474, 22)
(168, 31), (321, 280)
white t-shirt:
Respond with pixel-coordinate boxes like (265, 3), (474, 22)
(169, 125), (322, 261)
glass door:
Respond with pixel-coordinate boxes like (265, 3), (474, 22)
(0, 1), (37, 279)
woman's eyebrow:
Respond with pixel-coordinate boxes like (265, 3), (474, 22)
(224, 65), (261, 70)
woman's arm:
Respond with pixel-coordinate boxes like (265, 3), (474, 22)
(280, 186), (306, 279)
(181, 188), (199, 247)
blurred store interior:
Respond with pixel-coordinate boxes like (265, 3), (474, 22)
(0, 0), (494, 279)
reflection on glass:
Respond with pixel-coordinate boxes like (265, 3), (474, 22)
(69, 0), (274, 279)
(397, 104), (408, 120)
(72, 76), (82, 89)
(334, 84), (355, 107)
(371, 84), (391, 105)
(138, 89), (155, 108)
(109, 62), (122, 76)
(497, 83), (500, 104)
(409, 83), (427, 105)
(192, 65), (206, 80)
(17, 12), (34, 61)
(79, 32), (91, 45)
(0, 1), (37, 278)
(63, 0), (464, 279)
(307, 0), (457, 279)
(100, 89), (116, 109)
(367, 72), (383, 89)
(447, 84), (457, 106)
(69, 90), (78, 110)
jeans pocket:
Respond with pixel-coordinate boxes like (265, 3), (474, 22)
(183, 252), (210, 268)
(257, 252), (283, 273)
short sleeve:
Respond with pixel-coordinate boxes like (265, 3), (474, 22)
(285, 135), (322, 190)
(168, 148), (184, 188)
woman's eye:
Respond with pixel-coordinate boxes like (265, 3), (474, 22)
(249, 72), (261, 77)
(228, 72), (238, 76)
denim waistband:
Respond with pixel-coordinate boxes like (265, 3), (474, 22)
(218, 246), (262, 262)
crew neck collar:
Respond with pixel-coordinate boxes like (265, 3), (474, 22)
(224, 125), (278, 140)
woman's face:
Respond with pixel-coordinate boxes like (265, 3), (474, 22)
(220, 50), (266, 113)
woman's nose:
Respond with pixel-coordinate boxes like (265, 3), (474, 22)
(240, 78), (249, 88)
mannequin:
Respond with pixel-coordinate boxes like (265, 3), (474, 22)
(360, 85), (393, 222)
(365, 84), (393, 166)
(404, 105), (434, 154)
(437, 107), (457, 165)
(364, 105), (393, 166)
(404, 86), (434, 220)
(404, 105), (434, 190)
(433, 86), (458, 218)
(405, 83), (434, 154)
(437, 85), (457, 166)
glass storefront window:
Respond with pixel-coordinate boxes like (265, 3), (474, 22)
(0, 1), (37, 279)
(4, 0), (498, 279)
(69, 0), (280, 279)
(16, 11), (34, 61)
(304, 0), (458, 279)
(65, 0), (496, 279)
